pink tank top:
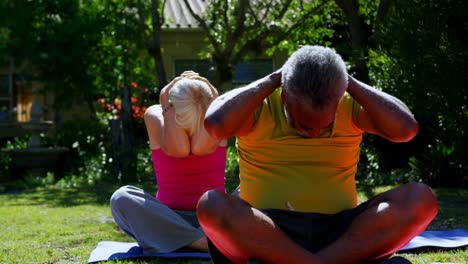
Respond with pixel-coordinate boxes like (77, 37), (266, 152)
(152, 146), (226, 211)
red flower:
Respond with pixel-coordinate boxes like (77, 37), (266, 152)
(98, 82), (150, 120)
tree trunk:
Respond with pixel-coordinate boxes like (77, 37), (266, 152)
(109, 118), (121, 181)
(151, 0), (167, 89)
(212, 57), (234, 92)
(335, 0), (371, 83)
(84, 93), (98, 120)
(150, 43), (168, 89)
(120, 85), (136, 183)
(136, 0), (168, 92)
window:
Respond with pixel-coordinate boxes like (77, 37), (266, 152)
(0, 74), (12, 121)
(174, 59), (273, 87)
(0, 74), (32, 122)
(174, 60), (215, 79)
(15, 81), (32, 122)
(233, 59), (273, 86)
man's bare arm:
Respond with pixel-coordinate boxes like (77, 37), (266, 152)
(204, 70), (282, 139)
(348, 75), (419, 142)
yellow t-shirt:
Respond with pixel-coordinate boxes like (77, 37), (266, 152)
(237, 88), (363, 214)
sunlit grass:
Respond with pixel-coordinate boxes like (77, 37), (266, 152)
(0, 184), (465, 263)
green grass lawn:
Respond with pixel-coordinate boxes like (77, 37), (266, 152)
(0, 183), (466, 264)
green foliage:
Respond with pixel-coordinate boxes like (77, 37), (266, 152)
(355, 136), (422, 186)
(90, 0), (158, 99)
(135, 146), (154, 182)
(225, 146), (239, 178)
(369, 0), (467, 187)
(4, 135), (30, 149)
(225, 146), (240, 192)
(0, 0), (157, 111)
(53, 118), (113, 183)
(0, 151), (12, 184)
(0, 0), (464, 188)
(356, 0), (379, 26)
(88, 1), (159, 183)
(16, 172), (56, 190)
(0, 0), (106, 111)
(185, 0), (338, 86)
(52, 117), (151, 185)
(276, 2), (342, 54)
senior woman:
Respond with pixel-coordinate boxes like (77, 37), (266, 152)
(110, 71), (227, 253)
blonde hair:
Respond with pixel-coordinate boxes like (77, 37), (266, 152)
(168, 78), (214, 136)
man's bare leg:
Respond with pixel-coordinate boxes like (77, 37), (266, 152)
(317, 183), (438, 263)
(197, 183), (437, 264)
(197, 189), (322, 263)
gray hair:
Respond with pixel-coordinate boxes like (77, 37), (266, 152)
(169, 78), (214, 136)
(281, 45), (348, 111)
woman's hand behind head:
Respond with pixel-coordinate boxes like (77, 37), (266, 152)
(188, 75), (219, 99)
(160, 76), (183, 107)
(179, 70), (200, 78)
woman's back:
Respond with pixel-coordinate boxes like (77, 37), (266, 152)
(111, 71), (226, 253)
(144, 72), (228, 210)
(152, 146), (226, 211)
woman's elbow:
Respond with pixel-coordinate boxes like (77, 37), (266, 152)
(162, 145), (190, 158)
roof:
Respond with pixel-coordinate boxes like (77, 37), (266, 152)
(163, 0), (208, 29)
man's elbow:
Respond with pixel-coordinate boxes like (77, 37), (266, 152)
(204, 116), (229, 140)
(393, 120), (419, 143)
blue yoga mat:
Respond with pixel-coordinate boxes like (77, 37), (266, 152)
(399, 229), (468, 252)
(88, 241), (211, 263)
(88, 229), (468, 263)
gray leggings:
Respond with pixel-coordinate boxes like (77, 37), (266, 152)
(110, 185), (205, 254)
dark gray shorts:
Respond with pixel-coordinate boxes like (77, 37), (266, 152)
(208, 199), (372, 263)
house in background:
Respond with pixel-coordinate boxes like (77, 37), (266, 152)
(0, 0), (288, 139)
(161, 0), (287, 88)
(0, 62), (41, 138)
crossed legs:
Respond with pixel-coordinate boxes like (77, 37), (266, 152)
(110, 185), (207, 253)
(197, 183), (438, 264)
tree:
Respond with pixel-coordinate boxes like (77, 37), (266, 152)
(334, 0), (392, 83)
(183, 0), (335, 88)
(0, 0), (156, 183)
(136, 0), (168, 89)
(90, 0), (156, 183)
(371, 0), (467, 187)
(0, 0), (107, 117)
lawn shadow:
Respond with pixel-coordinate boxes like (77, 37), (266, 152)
(356, 184), (376, 203)
(428, 188), (468, 230)
(0, 178), (158, 207)
(1, 184), (116, 207)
